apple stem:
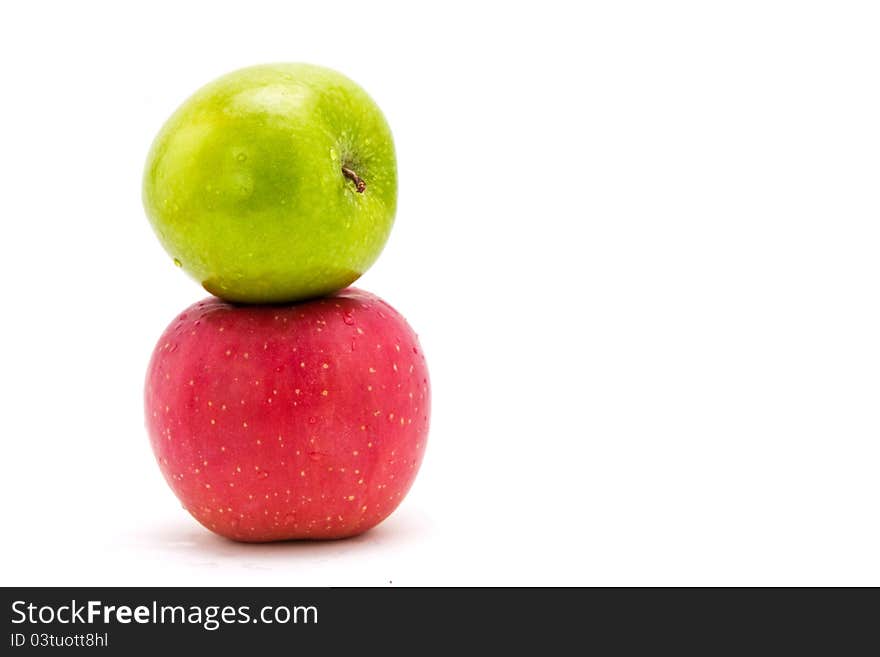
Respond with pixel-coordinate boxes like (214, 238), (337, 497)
(341, 166), (366, 193)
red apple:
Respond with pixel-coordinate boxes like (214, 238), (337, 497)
(144, 288), (430, 541)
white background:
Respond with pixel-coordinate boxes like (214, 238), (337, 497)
(1, 1), (878, 586)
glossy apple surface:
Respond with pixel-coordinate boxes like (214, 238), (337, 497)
(144, 289), (429, 541)
(143, 63), (397, 303)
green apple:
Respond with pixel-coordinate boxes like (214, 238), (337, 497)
(143, 63), (397, 303)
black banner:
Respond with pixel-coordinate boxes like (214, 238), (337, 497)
(1, 588), (876, 652)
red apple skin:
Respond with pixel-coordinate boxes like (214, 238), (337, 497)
(144, 288), (430, 541)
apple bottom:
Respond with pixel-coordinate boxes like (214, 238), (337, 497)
(144, 288), (430, 541)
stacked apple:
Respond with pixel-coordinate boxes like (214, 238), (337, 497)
(142, 64), (429, 541)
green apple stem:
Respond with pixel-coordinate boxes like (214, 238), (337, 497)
(341, 166), (366, 193)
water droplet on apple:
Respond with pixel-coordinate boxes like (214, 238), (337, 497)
(342, 312), (355, 326)
(173, 258), (182, 268)
(308, 416), (317, 425)
(257, 470), (269, 480)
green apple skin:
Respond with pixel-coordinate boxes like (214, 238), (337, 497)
(143, 63), (397, 304)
